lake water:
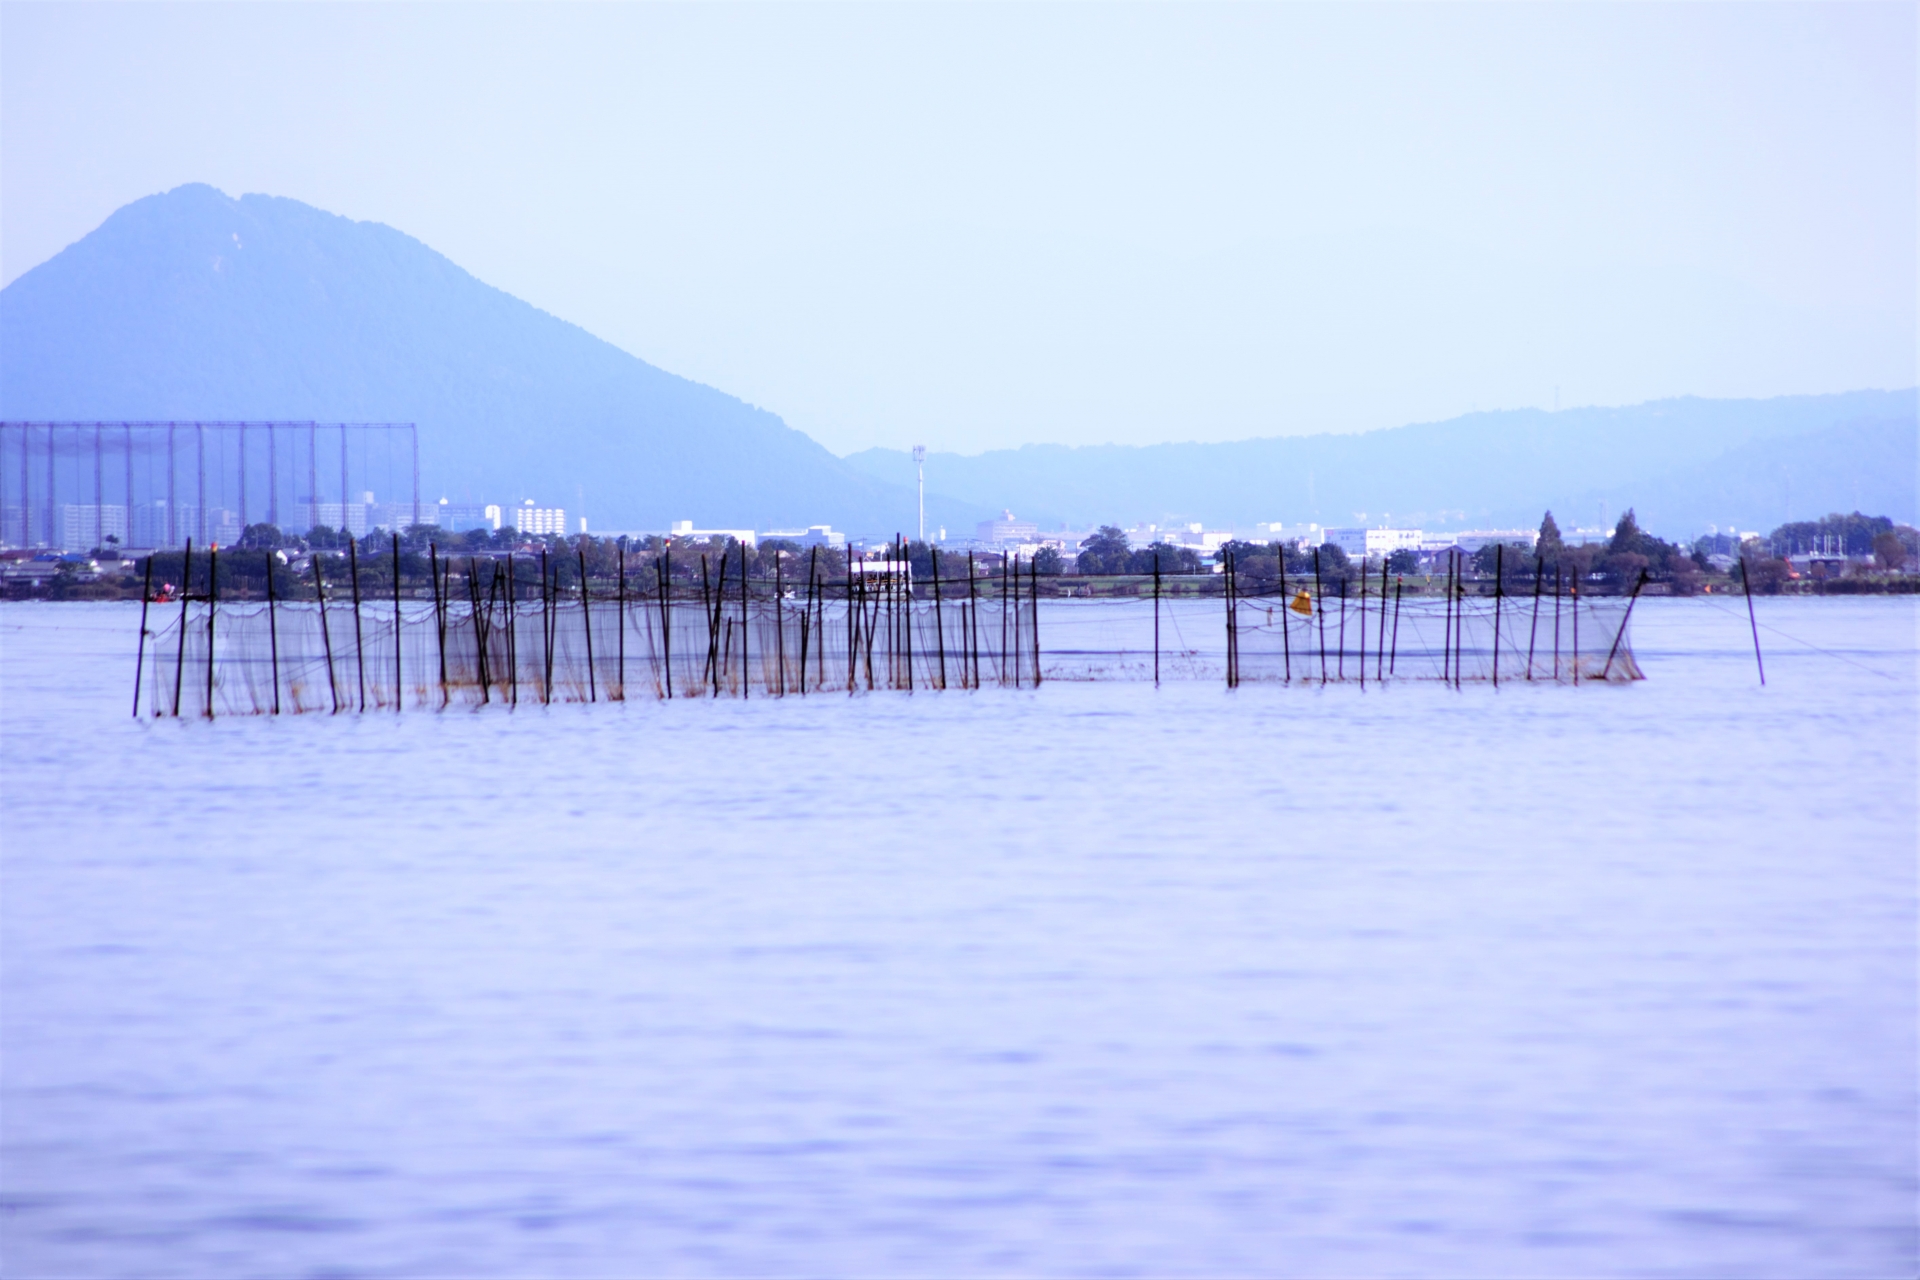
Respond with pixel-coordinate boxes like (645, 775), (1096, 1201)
(2, 599), (1914, 1278)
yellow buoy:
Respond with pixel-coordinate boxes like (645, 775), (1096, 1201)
(1290, 590), (1313, 616)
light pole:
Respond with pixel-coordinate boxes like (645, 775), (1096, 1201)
(913, 444), (926, 542)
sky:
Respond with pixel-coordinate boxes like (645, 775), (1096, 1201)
(2, 2), (1913, 456)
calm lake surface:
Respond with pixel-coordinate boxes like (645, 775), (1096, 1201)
(2, 599), (1914, 1278)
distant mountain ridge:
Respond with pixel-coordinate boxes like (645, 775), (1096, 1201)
(0, 183), (951, 536)
(845, 391), (1918, 537)
(4, 185), (1910, 544)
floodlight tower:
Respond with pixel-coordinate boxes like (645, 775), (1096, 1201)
(912, 444), (927, 542)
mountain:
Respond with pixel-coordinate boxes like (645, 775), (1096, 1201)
(0, 184), (946, 536)
(844, 391), (1918, 538)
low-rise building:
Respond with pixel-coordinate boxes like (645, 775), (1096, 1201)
(976, 510), (1038, 546)
(1325, 527), (1424, 559)
(667, 519), (756, 547)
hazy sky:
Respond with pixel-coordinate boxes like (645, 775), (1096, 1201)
(3, 3), (1913, 455)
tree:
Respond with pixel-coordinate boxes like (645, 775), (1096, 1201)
(1136, 542), (1202, 574)
(1033, 547), (1064, 575)
(1874, 530), (1909, 571)
(239, 523), (282, 549)
(1609, 508), (1645, 556)
(1387, 548), (1419, 575)
(1077, 526), (1133, 575)
(1538, 510), (1566, 562)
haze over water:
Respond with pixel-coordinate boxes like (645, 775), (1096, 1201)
(1, 600), (1914, 1277)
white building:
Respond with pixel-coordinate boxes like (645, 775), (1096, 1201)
(1325, 527), (1424, 559)
(59, 504), (129, 553)
(976, 510), (1038, 545)
(667, 519), (756, 547)
(761, 525), (846, 549)
(512, 500), (569, 536)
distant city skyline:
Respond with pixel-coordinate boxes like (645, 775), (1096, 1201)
(3, 3), (1912, 456)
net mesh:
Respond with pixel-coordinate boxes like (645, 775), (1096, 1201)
(138, 571), (1641, 717)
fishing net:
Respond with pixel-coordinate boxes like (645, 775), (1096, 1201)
(138, 567), (1640, 717)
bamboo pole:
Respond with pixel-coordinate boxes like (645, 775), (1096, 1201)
(542, 549), (554, 703)
(661, 548), (673, 699)
(315, 551), (339, 714)
(932, 548), (946, 690)
(968, 551), (979, 689)
(1571, 568), (1580, 686)
(504, 555), (517, 706)
(1153, 551), (1161, 687)
(348, 538), (366, 712)
(1492, 544), (1503, 688)
(617, 542), (627, 700)
(1389, 575), (1402, 676)
(266, 546), (280, 715)
(1376, 557), (1388, 683)
(1278, 544), (1290, 684)
(579, 548), (596, 702)
(432, 543), (447, 705)
(392, 533), (403, 711)
(1553, 564), (1562, 682)
(134, 556), (153, 718)
(174, 543), (190, 717)
(1740, 553), (1766, 686)
(205, 545), (217, 719)
(468, 559), (490, 704)
(1601, 568), (1648, 680)
(774, 547), (785, 695)
(800, 547), (814, 695)
(1526, 553), (1543, 681)
(1031, 554), (1041, 687)
(1358, 557), (1367, 690)
(1313, 548), (1326, 686)
(1336, 574), (1346, 683)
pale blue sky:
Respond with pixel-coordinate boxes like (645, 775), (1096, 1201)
(2, 2), (1913, 454)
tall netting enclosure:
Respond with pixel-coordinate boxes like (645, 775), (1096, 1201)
(137, 546), (1644, 718)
